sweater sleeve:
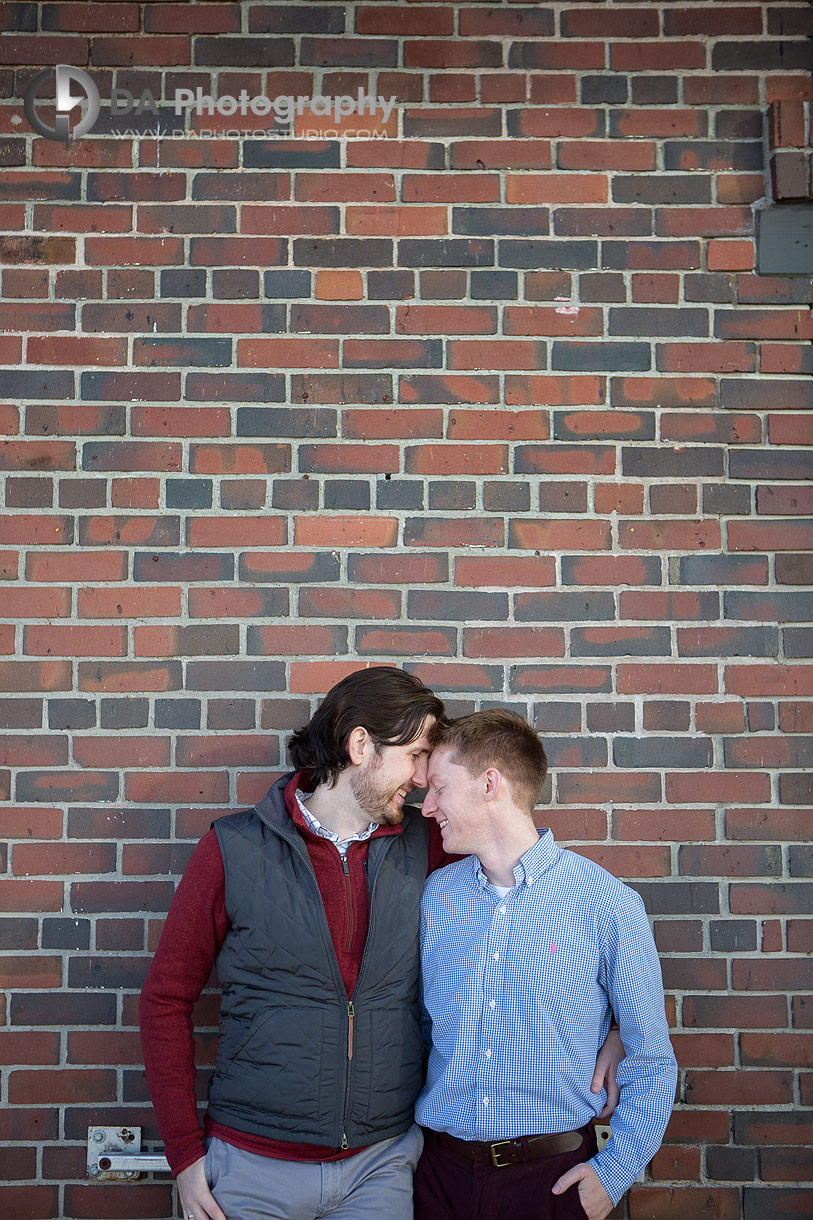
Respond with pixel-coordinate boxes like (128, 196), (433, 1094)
(139, 828), (230, 1176)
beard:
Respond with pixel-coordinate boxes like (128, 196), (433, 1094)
(350, 749), (405, 826)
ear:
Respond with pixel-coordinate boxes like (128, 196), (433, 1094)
(483, 767), (502, 801)
(347, 725), (371, 766)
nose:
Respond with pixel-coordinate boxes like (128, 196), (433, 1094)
(421, 787), (437, 818)
(412, 755), (429, 788)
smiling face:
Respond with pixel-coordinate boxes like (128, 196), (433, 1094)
(422, 745), (486, 854)
(350, 717), (434, 826)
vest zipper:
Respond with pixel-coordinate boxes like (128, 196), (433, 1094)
(347, 999), (355, 1061)
(342, 853), (354, 951)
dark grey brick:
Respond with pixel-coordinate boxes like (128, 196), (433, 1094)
(264, 269), (312, 298)
(471, 271), (518, 300)
(703, 484), (751, 515)
(572, 627), (670, 656)
(376, 479), (424, 510)
(368, 270), (414, 300)
(453, 208), (549, 236)
(543, 737), (608, 768)
(631, 882), (720, 914)
(187, 373), (285, 402)
(166, 479), (212, 510)
(399, 239), (494, 268)
(246, 141), (340, 170)
(293, 238), (392, 267)
(237, 407), (336, 438)
(789, 846), (813, 877)
(212, 269), (259, 299)
(324, 480), (371, 510)
(160, 268), (206, 297)
(614, 737), (713, 768)
(428, 481), (475, 511)
(42, 917), (91, 951)
(707, 1146), (758, 1181)
(186, 661), (286, 692)
(725, 591), (812, 621)
(532, 703), (581, 732)
(551, 342), (650, 372)
(710, 920), (757, 952)
(581, 76), (628, 104)
(611, 306), (709, 336)
(194, 36), (295, 67)
(624, 444), (723, 476)
(155, 699), (201, 730)
(0, 917), (37, 949)
(101, 698), (149, 729)
(48, 699), (95, 730)
(685, 273), (733, 303)
(408, 591), (509, 621)
(783, 627), (813, 658)
(515, 591), (616, 622)
(500, 240), (598, 270)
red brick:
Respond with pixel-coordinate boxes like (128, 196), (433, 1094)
(505, 375), (604, 407)
(300, 588), (401, 619)
(612, 809), (715, 842)
(9, 1068), (116, 1104)
(314, 271), (364, 300)
(504, 306), (603, 336)
(685, 1068), (793, 1104)
(348, 553), (448, 585)
(780, 702), (813, 733)
(342, 409), (442, 440)
(1, 808), (63, 839)
(0, 879), (63, 912)
(406, 444), (508, 476)
(294, 517), (397, 548)
(668, 772), (771, 803)
(656, 342), (756, 373)
(23, 625), (126, 658)
(239, 338), (340, 368)
(0, 588), (69, 618)
(78, 587), (181, 619)
(73, 737), (170, 769)
(574, 844), (671, 877)
(125, 771), (229, 804)
(0, 1030), (60, 1066)
(446, 410), (549, 441)
(627, 1185), (740, 1219)
(463, 627), (564, 659)
(726, 665), (813, 698)
(506, 174), (608, 205)
(696, 703), (747, 734)
(509, 520), (611, 551)
(0, 955), (61, 989)
(12, 842), (117, 877)
(448, 340), (546, 371)
(187, 517), (286, 548)
(0, 661), (71, 693)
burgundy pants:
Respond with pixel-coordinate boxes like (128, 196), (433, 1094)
(413, 1124), (598, 1220)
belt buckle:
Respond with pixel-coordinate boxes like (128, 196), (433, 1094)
(489, 1139), (518, 1168)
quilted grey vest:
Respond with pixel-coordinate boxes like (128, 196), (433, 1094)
(206, 775), (428, 1148)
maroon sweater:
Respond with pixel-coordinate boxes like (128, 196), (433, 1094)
(139, 773), (451, 1176)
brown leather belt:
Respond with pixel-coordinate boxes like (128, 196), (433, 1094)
(428, 1127), (584, 1168)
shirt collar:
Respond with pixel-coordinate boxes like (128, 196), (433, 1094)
(474, 828), (559, 892)
(295, 788), (377, 855)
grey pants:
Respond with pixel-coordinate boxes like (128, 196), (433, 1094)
(204, 1126), (424, 1220)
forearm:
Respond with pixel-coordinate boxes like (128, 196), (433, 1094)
(589, 1047), (677, 1203)
(139, 829), (228, 1176)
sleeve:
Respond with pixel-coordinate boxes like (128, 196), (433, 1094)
(139, 828), (230, 1176)
(588, 888), (678, 1205)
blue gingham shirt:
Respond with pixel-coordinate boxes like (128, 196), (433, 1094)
(416, 830), (677, 1204)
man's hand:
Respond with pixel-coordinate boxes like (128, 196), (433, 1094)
(176, 1156), (228, 1220)
(591, 1024), (624, 1120)
(551, 1162), (613, 1220)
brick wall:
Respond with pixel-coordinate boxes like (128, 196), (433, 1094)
(1, 4), (812, 1218)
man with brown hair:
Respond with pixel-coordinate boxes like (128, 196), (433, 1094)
(415, 709), (677, 1220)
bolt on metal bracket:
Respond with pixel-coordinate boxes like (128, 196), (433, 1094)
(87, 1127), (170, 1180)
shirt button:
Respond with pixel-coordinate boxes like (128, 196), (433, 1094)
(485, 1049), (492, 1058)
(492, 952), (499, 961)
(489, 1000), (496, 1009)
(482, 1097), (489, 1106)
(499, 906), (506, 914)
(526, 876), (534, 885)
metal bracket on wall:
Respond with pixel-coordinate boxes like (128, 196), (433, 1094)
(87, 1127), (170, 1180)
(594, 1123), (611, 1150)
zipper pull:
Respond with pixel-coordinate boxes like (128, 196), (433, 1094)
(347, 1000), (355, 1061)
(341, 1131), (348, 1150)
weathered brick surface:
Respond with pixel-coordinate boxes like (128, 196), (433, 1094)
(1, 5), (812, 1217)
